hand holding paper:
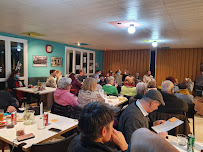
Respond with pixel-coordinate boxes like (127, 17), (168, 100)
(152, 117), (184, 133)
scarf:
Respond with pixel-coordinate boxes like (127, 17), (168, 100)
(176, 89), (190, 95)
(124, 84), (135, 87)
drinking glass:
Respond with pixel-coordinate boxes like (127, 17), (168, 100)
(16, 125), (25, 136)
(177, 134), (187, 146)
(0, 109), (4, 121)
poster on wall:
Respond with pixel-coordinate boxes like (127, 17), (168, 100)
(33, 56), (47, 67)
(51, 57), (62, 67)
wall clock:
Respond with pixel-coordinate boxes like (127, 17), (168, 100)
(46, 45), (52, 53)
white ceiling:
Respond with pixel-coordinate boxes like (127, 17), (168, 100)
(0, 0), (203, 50)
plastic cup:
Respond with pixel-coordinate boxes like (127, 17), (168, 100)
(177, 134), (187, 146)
(0, 109), (4, 121)
(16, 125), (25, 136)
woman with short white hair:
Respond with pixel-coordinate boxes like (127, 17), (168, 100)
(54, 77), (79, 107)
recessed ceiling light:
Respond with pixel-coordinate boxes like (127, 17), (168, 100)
(128, 24), (136, 34)
(152, 41), (158, 47)
(77, 42), (80, 46)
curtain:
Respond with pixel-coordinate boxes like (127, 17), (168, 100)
(156, 48), (203, 86)
(103, 49), (150, 76)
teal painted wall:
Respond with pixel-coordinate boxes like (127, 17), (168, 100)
(0, 32), (103, 77)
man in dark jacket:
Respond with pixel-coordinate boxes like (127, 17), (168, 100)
(0, 90), (19, 113)
(118, 89), (167, 144)
(68, 102), (128, 152)
(158, 80), (188, 115)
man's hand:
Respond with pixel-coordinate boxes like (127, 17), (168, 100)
(7, 106), (17, 113)
(111, 129), (128, 151)
(158, 132), (168, 138)
(153, 120), (165, 126)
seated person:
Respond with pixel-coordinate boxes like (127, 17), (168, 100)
(7, 70), (25, 102)
(134, 72), (142, 85)
(175, 82), (194, 104)
(129, 82), (148, 104)
(143, 70), (153, 85)
(77, 78), (105, 108)
(77, 69), (87, 82)
(55, 70), (62, 84)
(185, 78), (194, 94)
(99, 74), (106, 86)
(54, 77), (78, 107)
(122, 69), (130, 82)
(130, 128), (178, 152)
(102, 76), (118, 96)
(118, 89), (166, 144)
(115, 70), (122, 86)
(92, 74), (103, 91)
(121, 76), (136, 97)
(46, 69), (57, 88)
(166, 76), (179, 92)
(158, 80), (188, 115)
(69, 73), (82, 94)
(147, 79), (157, 90)
(68, 102), (128, 152)
(0, 90), (18, 113)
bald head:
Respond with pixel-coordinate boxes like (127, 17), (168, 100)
(130, 128), (178, 152)
(161, 80), (174, 94)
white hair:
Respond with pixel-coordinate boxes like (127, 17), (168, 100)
(58, 77), (72, 89)
(106, 76), (114, 84)
(136, 82), (148, 95)
(161, 80), (174, 93)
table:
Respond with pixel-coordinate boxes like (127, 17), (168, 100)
(16, 87), (56, 110)
(105, 96), (128, 106)
(167, 135), (203, 152)
(16, 87), (56, 95)
(0, 113), (78, 151)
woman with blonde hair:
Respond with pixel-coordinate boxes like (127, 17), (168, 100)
(55, 70), (62, 84)
(77, 78), (105, 107)
(121, 76), (136, 97)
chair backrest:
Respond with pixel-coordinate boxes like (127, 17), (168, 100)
(70, 89), (77, 95)
(31, 133), (77, 152)
(149, 111), (191, 136)
(51, 101), (82, 119)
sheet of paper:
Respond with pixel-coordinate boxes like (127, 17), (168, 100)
(151, 117), (184, 133)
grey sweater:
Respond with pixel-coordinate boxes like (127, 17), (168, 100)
(118, 103), (150, 144)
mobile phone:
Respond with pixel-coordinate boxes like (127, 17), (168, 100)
(48, 128), (62, 133)
(17, 133), (35, 142)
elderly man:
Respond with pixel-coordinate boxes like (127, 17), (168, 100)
(102, 76), (118, 96)
(68, 102), (128, 152)
(158, 80), (188, 115)
(46, 69), (57, 88)
(118, 89), (166, 144)
(130, 128), (178, 152)
(143, 70), (154, 84)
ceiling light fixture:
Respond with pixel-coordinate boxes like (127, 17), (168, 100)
(77, 42), (80, 46)
(128, 24), (136, 34)
(152, 41), (158, 47)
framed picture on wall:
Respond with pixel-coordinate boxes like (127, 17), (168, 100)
(33, 56), (47, 67)
(51, 57), (62, 67)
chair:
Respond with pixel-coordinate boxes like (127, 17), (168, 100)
(149, 111), (191, 136)
(70, 89), (77, 95)
(51, 101), (82, 120)
(30, 133), (77, 152)
(186, 103), (196, 135)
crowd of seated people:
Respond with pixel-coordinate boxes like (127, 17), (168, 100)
(1, 67), (201, 152)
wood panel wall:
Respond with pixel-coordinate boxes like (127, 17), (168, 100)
(156, 48), (203, 86)
(103, 49), (150, 76)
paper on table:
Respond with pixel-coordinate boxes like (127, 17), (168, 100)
(151, 117), (184, 133)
